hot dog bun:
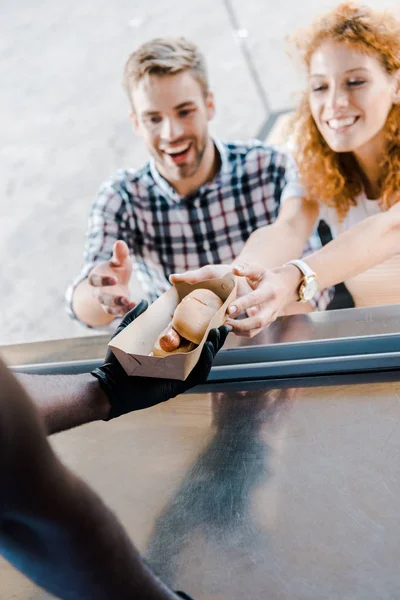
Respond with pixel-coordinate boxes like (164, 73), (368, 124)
(152, 288), (224, 356)
(172, 288), (223, 345)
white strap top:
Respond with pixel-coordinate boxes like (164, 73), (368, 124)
(319, 195), (400, 307)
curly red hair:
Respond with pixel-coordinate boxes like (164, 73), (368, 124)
(288, 2), (400, 221)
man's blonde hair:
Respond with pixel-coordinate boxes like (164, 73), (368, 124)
(123, 37), (209, 110)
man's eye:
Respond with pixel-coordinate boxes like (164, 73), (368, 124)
(179, 109), (194, 117)
(312, 85), (327, 93)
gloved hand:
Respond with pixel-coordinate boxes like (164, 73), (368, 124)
(91, 300), (230, 420)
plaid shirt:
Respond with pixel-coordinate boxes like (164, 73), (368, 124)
(66, 139), (332, 319)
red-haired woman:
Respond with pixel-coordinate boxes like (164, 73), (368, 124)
(173, 3), (400, 337)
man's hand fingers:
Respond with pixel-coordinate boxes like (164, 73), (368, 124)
(170, 265), (230, 285)
(118, 300), (147, 328)
(103, 306), (127, 316)
(88, 272), (118, 287)
(110, 300), (148, 340)
(227, 288), (276, 317)
(110, 240), (130, 267)
(97, 292), (131, 308)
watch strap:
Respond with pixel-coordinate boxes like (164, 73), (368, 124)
(285, 259), (316, 279)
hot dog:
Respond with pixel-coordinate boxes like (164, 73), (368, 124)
(152, 288), (223, 357)
(159, 324), (181, 352)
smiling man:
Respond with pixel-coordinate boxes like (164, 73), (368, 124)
(68, 37), (332, 329)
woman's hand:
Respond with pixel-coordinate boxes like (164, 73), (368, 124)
(225, 263), (302, 338)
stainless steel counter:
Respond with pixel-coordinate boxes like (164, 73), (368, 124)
(3, 304), (400, 368)
(2, 377), (399, 599)
(2, 306), (400, 599)
(3, 305), (400, 381)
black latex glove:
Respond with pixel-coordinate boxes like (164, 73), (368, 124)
(91, 300), (230, 420)
(175, 592), (194, 599)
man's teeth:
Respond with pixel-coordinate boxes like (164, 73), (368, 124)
(163, 143), (190, 155)
(328, 117), (358, 130)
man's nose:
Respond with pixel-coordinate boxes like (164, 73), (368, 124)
(160, 117), (184, 141)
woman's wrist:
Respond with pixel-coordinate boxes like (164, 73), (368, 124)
(272, 264), (303, 305)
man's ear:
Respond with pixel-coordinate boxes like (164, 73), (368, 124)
(206, 91), (216, 121)
(129, 111), (140, 133)
(392, 69), (400, 104)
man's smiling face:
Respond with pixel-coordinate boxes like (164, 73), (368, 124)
(131, 71), (215, 182)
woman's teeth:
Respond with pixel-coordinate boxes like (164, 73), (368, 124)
(327, 117), (358, 130)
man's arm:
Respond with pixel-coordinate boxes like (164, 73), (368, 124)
(69, 176), (139, 327)
(0, 358), (184, 600)
(72, 241), (135, 328)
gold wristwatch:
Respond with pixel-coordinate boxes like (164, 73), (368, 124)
(285, 259), (319, 303)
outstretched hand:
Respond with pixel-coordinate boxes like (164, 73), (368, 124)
(91, 301), (230, 419)
(88, 240), (136, 317)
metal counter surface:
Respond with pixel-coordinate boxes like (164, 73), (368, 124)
(2, 377), (399, 599)
(3, 304), (400, 369)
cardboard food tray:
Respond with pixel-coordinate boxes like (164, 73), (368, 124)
(108, 273), (237, 380)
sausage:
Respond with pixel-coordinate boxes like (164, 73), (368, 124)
(159, 327), (181, 352)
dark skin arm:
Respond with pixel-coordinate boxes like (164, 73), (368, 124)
(0, 358), (181, 600)
(15, 301), (230, 434)
(15, 371), (110, 435)
(1, 304), (228, 597)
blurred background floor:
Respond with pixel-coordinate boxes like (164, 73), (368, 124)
(0, 0), (394, 345)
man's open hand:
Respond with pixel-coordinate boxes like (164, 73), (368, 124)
(88, 240), (135, 317)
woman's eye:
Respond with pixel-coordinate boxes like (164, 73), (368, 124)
(348, 79), (365, 87)
(150, 116), (162, 124)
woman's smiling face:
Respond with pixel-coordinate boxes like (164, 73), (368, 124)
(308, 40), (398, 154)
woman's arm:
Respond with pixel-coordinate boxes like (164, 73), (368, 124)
(171, 197), (320, 337)
(226, 202), (400, 335)
(236, 195), (320, 268)
(299, 202), (400, 289)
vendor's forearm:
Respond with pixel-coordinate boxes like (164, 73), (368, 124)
(16, 372), (110, 434)
(0, 361), (181, 600)
(72, 279), (115, 327)
(304, 210), (400, 290)
(236, 222), (308, 269)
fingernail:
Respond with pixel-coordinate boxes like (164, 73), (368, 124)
(104, 277), (117, 285)
(228, 305), (237, 315)
(233, 264), (244, 272)
(121, 298), (130, 306)
(225, 324), (233, 332)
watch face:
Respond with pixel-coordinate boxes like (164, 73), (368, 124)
(302, 278), (319, 301)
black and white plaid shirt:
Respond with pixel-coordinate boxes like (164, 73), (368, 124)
(67, 139), (332, 319)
